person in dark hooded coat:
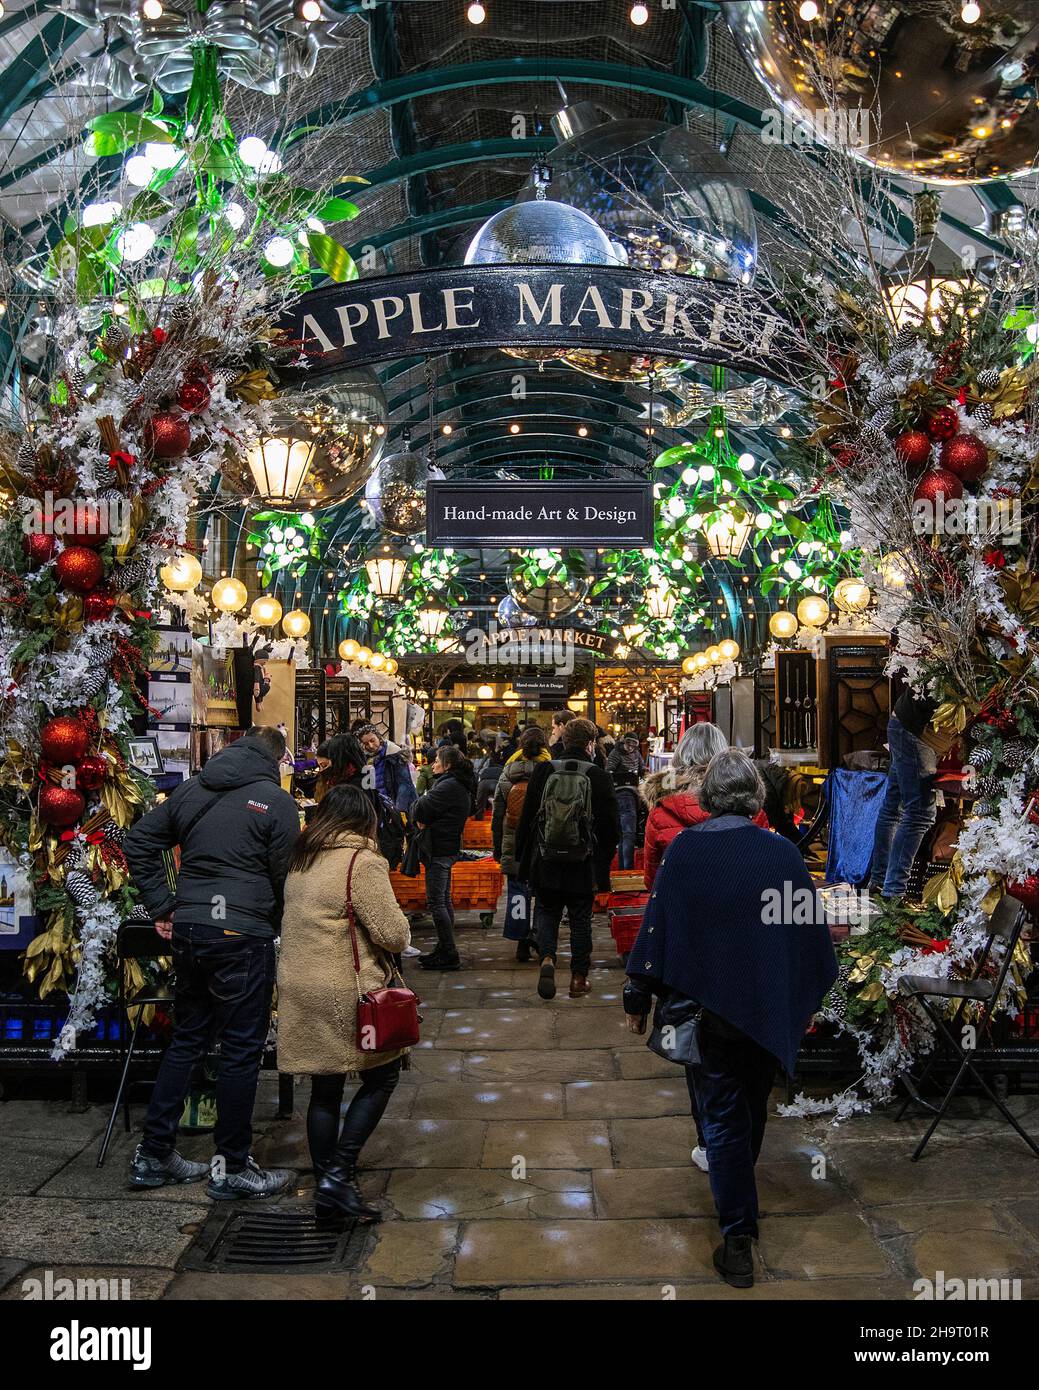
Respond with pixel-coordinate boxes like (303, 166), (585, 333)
(411, 744), (475, 971)
(623, 750), (836, 1291)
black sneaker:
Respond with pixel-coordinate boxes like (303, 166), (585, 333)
(206, 1157), (295, 1201)
(537, 957), (556, 1000)
(713, 1235), (754, 1289)
(417, 947), (446, 967)
(419, 952), (461, 971)
(130, 1144), (209, 1189)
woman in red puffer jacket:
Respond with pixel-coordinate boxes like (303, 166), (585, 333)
(642, 724), (768, 889)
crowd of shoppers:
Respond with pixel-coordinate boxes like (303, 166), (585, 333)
(123, 715), (838, 1290)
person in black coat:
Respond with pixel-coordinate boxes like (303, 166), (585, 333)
(411, 744), (475, 970)
(123, 726), (299, 1200)
(516, 716), (619, 1001)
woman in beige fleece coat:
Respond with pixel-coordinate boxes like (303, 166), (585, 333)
(278, 783), (411, 1223)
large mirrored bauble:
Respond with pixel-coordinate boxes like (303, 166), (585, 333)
(722, 0), (1039, 184)
(364, 450), (442, 537)
(465, 200), (627, 363)
(222, 367), (385, 509)
(508, 570), (590, 621)
(518, 113), (757, 283)
(496, 594), (539, 629)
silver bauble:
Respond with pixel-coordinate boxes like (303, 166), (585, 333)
(465, 199), (626, 363)
(222, 367), (385, 509)
(508, 570), (590, 622)
(364, 450), (443, 538)
(722, 0), (1039, 185)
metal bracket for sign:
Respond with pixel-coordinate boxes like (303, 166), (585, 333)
(425, 479), (654, 547)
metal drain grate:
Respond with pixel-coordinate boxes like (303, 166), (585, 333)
(181, 1206), (367, 1273)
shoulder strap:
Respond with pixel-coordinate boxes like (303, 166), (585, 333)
(177, 785), (229, 845)
(343, 848), (402, 994)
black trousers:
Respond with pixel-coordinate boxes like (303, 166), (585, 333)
(142, 922), (274, 1172)
(307, 1058), (403, 1173)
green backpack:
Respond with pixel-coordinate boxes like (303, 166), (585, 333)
(536, 759), (595, 864)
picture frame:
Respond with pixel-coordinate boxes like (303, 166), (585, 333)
(0, 848), (34, 950)
(127, 735), (165, 777)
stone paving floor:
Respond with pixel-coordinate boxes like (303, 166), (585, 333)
(1, 908), (1038, 1301)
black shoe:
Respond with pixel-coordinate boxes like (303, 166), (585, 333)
(515, 936), (536, 963)
(417, 946), (446, 967)
(419, 951), (461, 971)
(713, 1235), (754, 1289)
(537, 957), (556, 1000)
(315, 1161), (382, 1225)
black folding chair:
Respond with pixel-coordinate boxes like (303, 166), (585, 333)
(895, 893), (1039, 1162)
(96, 925), (174, 1167)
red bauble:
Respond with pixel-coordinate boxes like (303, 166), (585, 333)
(75, 754), (107, 791)
(38, 784), (85, 828)
(1007, 877), (1039, 917)
(940, 432), (989, 484)
(40, 715), (89, 764)
(894, 430), (932, 473)
(177, 379), (211, 414)
(926, 407), (960, 441)
(82, 590), (116, 623)
(914, 467), (964, 506)
(64, 502), (110, 549)
(23, 531), (56, 565)
(55, 545), (104, 594)
(143, 412), (191, 459)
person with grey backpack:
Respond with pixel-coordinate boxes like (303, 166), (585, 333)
(515, 717), (619, 1000)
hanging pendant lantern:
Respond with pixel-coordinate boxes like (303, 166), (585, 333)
(702, 508), (753, 560)
(645, 579), (678, 621)
(416, 594), (450, 639)
(363, 541), (408, 599)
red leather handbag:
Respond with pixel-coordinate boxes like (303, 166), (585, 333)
(344, 849), (421, 1054)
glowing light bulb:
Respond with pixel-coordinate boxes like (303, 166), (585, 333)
(630, 3), (649, 24)
(798, 0), (819, 19)
(238, 136), (269, 169)
(82, 200), (121, 227)
(300, 0), (321, 18)
(124, 154), (155, 187)
(144, 142), (181, 169)
(263, 236), (295, 267)
(961, 2), (980, 22)
(116, 222), (155, 262)
(141, 0), (163, 18)
(467, 1), (485, 21)
(737, 452), (755, 472)
(222, 202), (246, 230)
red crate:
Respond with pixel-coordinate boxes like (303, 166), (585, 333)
(607, 890), (649, 956)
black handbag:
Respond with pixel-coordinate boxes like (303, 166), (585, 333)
(647, 993), (704, 1067)
(400, 825), (429, 878)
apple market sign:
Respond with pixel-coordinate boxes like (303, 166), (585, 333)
(275, 264), (803, 386)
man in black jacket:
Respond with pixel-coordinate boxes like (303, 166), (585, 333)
(412, 744), (474, 971)
(123, 726), (300, 1199)
(516, 717), (619, 1001)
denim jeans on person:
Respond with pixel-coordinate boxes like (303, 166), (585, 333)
(616, 788), (639, 870)
(534, 892), (594, 976)
(306, 1058), (402, 1174)
(869, 714), (938, 898)
(425, 854), (459, 957)
(140, 922), (275, 1172)
(503, 875), (534, 941)
(689, 1015), (777, 1238)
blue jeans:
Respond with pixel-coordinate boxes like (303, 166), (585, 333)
(869, 715), (937, 898)
(142, 923), (275, 1171)
(690, 1019), (777, 1238)
(503, 876), (534, 941)
(425, 854), (458, 957)
(616, 789), (638, 870)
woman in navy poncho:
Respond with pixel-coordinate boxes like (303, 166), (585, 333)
(623, 750), (837, 1290)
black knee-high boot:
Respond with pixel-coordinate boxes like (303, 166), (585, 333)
(315, 1059), (401, 1223)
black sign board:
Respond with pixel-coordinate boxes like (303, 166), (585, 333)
(426, 480), (653, 547)
(513, 676), (570, 698)
(275, 264), (805, 387)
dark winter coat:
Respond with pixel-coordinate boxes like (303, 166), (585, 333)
(515, 749), (620, 898)
(124, 736), (300, 937)
(413, 765), (474, 858)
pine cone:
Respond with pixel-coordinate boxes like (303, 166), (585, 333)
(974, 799), (997, 817)
(968, 744), (993, 769)
(65, 869), (99, 909)
(1003, 740), (1032, 771)
(893, 327), (917, 352)
(17, 438), (37, 469)
(977, 366), (1001, 391)
(973, 774), (1003, 798)
(973, 402), (994, 426)
(112, 554), (149, 592)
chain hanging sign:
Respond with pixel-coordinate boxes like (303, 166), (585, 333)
(425, 480), (653, 547)
(275, 264), (804, 387)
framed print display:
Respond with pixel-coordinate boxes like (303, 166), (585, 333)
(151, 626), (194, 674)
(148, 676), (192, 727)
(127, 735), (164, 777)
(0, 850), (34, 950)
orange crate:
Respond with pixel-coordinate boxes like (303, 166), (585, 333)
(462, 817), (493, 849)
(389, 858), (503, 912)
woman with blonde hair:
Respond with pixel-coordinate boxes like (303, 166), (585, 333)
(278, 783), (411, 1223)
(642, 722), (767, 890)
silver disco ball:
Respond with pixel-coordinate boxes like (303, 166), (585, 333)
(363, 448), (442, 537)
(496, 594), (539, 629)
(508, 570), (590, 622)
(518, 108), (757, 284)
(465, 199), (627, 363)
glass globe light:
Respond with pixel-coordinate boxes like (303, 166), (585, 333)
(693, 652), (710, 671)
(211, 576), (248, 613)
(719, 638), (740, 662)
(160, 553), (202, 592)
(705, 644), (722, 665)
(339, 638), (359, 661)
(681, 655), (698, 676)
(282, 609), (311, 639)
(250, 595), (283, 626)
(355, 646), (373, 666)
(369, 652), (387, 671)
(384, 658), (399, 676)
(833, 578), (872, 614)
(796, 595), (830, 629)
(769, 610), (798, 641)
(476, 684), (495, 700)
(502, 688), (520, 705)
